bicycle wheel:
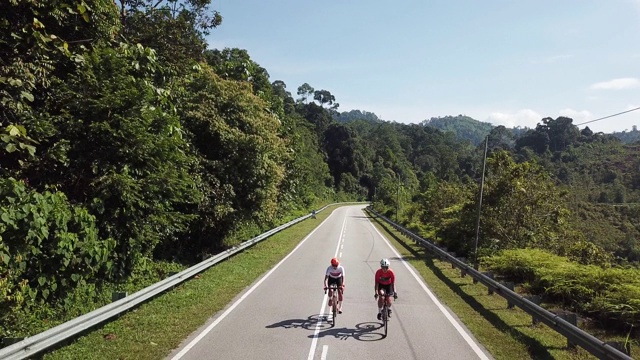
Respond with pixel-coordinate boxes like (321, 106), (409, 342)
(383, 306), (388, 337)
(332, 294), (337, 327)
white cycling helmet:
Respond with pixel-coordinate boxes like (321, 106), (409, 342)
(380, 258), (390, 267)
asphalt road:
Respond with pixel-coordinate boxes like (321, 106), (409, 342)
(166, 205), (493, 360)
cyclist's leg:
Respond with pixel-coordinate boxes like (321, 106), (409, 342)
(377, 287), (385, 319)
(384, 285), (393, 317)
(327, 277), (337, 306)
(336, 277), (343, 312)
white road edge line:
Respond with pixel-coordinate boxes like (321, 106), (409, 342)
(170, 211), (338, 360)
(368, 215), (491, 360)
(320, 345), (329, 360)
(307, 214), (347, 360)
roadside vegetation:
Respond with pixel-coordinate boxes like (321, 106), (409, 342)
(368, 213), (638, 359)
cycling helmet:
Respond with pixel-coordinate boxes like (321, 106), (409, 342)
(380, 258), (390, 267)
(331, 257), (339, 266)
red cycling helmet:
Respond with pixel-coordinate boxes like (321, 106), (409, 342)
(331, 257), (339, 266)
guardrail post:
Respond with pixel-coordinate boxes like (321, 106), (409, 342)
(473, 263), (479, 284)
(502, 282), (515, 308)
(482, 272), (495, 294)
(448, 252), (456, 268)
(112, 291), (128, 319)
(168, 272), (179, 289)
(112, 291), (128, 302)
(605, 341), (631, 356)
(524, 295), (541, 324)
(438, 246), (447, 260)
(457, 257), (467, 277)
(557, 312), (578, 348)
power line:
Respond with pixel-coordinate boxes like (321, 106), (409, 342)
(575, 106), (640, 126)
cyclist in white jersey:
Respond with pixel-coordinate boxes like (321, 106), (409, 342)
(324, 257), (345, 313)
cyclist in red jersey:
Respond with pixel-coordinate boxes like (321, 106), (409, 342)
(324, 257), (345, 313)
(374, 258), (396, 320)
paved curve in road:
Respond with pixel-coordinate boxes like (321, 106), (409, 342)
(166, 205), (493, 360)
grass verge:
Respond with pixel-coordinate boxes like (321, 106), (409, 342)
(367, 211), (636, 360)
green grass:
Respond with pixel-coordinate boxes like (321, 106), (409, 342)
(44, 205), (342, 360)
(367, 211), (636, 360)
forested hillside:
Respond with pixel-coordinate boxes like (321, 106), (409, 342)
(421, 115), (494, 145)
(611, 126), (640, 143)
(1, 0), (638, 342)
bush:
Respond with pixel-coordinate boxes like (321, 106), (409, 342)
(484, 249), (640, 329)
(0, 177), (115, 336)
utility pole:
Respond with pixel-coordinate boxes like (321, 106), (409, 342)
(474, 136), (489, 270)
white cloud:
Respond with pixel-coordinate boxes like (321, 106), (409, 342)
(558, 108), (593, 123)
(589, 78), (640, 90)
(486, 109), (542, 128)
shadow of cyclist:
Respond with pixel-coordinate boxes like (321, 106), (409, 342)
(307, 322), (385, 341)
(266, 314), (327, 331)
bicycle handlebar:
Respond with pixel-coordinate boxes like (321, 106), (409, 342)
(375, 292), (398, 299)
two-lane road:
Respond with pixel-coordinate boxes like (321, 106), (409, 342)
(167, 205), (492, 359)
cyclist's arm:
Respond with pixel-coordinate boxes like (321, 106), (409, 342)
(391, 271), (396, 293)
(324, 274), (329, 288)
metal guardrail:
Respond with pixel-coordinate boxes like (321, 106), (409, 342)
(368, 207), (633, 360)
(0, 205), (334, 360)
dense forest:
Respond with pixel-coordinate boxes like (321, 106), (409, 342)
(1, 0), (638, 341)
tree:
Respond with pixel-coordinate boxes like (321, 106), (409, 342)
(580, 126), (594, 138)
(487, 125), (514, 153)
(1, 0), (119, 122)
(475, 151), (573, 251)
(116, 0), (222, 75)
(271, 80), (295, 115)
(515, 128), (550, 154)
(323, 124), (358, 188)
(117, 0), (222, 33)
(538, 117), (579, 152)
(296, 83), (314, 104)
(173, 65), (287, 251)
(21, 44), (203, 277)
(313, 89), (336, 108)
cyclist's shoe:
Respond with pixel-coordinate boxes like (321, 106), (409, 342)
(338, 309), (343, 314)
(388, 309), (392, 318)
(377, 312), (382, 320)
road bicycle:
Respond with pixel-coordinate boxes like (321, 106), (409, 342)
(376, 291), (398, 338)
(325, 284), (340, 327)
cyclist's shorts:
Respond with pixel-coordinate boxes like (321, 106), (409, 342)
(328, 276), (343, 288)
(378, 284), (393, 296)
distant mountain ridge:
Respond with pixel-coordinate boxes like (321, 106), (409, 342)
(336, 110), (640, 144)
(611, 127), (640, 143)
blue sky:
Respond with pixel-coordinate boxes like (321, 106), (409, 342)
(207, 0), (640, 133)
